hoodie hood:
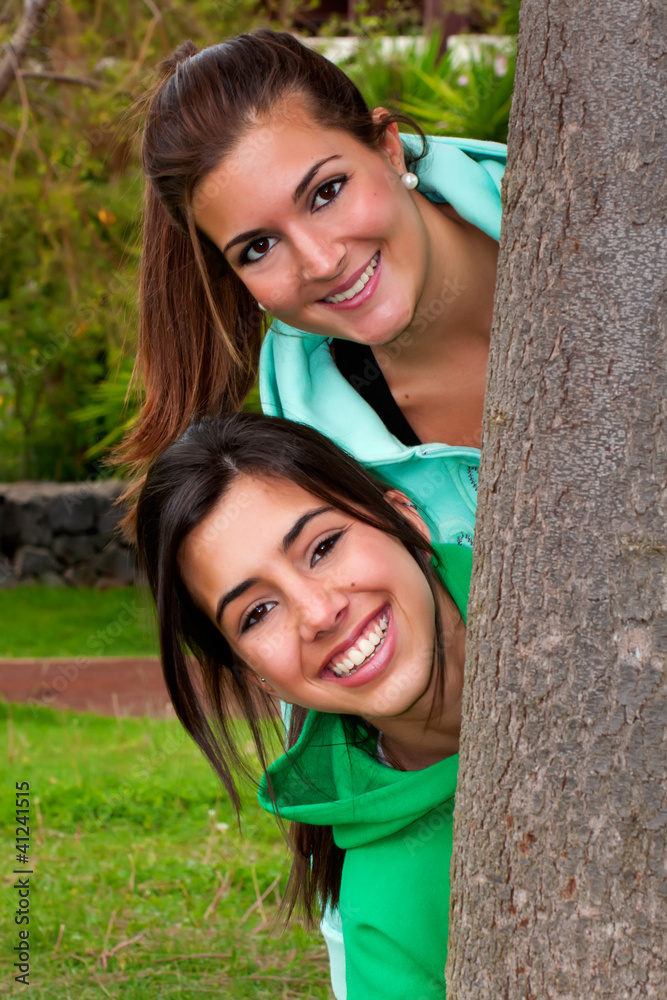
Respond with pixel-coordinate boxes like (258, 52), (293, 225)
(260, 712), (459, 849)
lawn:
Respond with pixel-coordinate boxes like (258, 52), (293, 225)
(0, 587), (158, 658)
(0, 702), (333, 998)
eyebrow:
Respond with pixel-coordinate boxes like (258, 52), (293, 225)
(222, 155), (342, 255)
(215, 506), (334, 626)
(292, 155), (342, 203)
(281, 506), (333, 553)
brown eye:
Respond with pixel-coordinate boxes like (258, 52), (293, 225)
(312, 177), (345, 210)
(242, 600), (277, 631)
(244, 236), (277, 264)
(310, 531), (344, 567)
(318, 183), (337, 201)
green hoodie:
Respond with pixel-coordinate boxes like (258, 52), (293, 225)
(259, 135), (506, 551)
(258, 543), (472, 999)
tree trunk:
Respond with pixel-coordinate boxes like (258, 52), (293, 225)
(447, 2), (666, 998)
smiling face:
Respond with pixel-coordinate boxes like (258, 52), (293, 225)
(192, 102), (431, 347)
(179, 473), (441, 726)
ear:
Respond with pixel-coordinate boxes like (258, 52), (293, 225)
(384, 489), (431, 544)
(372, 108), (407, 174)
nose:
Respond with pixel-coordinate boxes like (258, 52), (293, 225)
(294, 578), (348, 643)
(292, 229), (346, 283)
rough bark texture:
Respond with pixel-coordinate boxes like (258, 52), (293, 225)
(447, 2), (666, 998)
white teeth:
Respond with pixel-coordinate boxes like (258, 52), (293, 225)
(324, 253), (379, 304)
(330, 612), (389, 677)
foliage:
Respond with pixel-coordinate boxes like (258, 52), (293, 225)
(471, 0), (522, 35)
(0, 0), (295, 481)
(342, 29), (516, 143)
(318, 0), (423, 40)
(0, 702), (333, 998)
(399, 44), (515, 143)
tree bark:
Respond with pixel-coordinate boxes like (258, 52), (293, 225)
(447, 2), (666, 998)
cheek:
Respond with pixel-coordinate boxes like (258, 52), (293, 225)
(345, 183), (394, 237)
(242, 621), (293, 671)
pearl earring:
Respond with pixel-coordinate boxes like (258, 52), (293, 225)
(257, 302), (266, 311)
(401, 171), (419, 190)
(260, 677), (266, 683)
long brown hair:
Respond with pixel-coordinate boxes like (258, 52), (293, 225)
(135, 412), (446, 921)
(119, 30), (426, 510)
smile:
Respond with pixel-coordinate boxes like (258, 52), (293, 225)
(322, 252), (380, 304)
(329, 609), (389, 677)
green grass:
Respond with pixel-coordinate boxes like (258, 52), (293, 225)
(0, 702), (333, 998)
(0, 587), (158, 658)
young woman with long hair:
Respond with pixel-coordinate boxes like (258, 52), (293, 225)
(123, 28), (505, 554)
(135, 412), (471, 999)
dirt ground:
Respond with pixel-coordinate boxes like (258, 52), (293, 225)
(0, 656), (277, 719)
(0, 656), (173, 717)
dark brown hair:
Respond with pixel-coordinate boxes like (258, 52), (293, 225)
(118, 29), (426, 512)
(135, 412), (445, 922)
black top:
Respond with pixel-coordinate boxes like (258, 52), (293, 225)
(331, 339), (421, 447)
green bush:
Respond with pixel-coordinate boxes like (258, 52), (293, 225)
(342, 30), (516, 143)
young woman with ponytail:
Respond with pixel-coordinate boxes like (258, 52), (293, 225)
(123, 29), (505, 553)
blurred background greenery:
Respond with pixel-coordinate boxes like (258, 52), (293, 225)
(0, 0), (520, 483)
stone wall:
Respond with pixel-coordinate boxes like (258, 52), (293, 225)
(0, 481), (139, 588)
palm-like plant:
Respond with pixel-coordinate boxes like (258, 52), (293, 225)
(343, 30), (516, 144)
(400, 45), (516, 143)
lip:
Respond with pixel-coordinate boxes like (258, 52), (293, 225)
(319, 603), (394, 687)
(318, 251), (382, 310)
(320, 602), (388, 674)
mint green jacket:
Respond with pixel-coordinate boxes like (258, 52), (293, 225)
(259, 135), (506, 551)
(258, 544), (472, 999)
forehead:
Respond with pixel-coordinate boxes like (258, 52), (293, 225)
(179, 473), (326, 606)
(192, 106), (375, 229)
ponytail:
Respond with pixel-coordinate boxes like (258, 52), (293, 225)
(115, 185), (264, 530)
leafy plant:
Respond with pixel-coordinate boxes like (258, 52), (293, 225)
(399, 43), (516, 142)
(342, 29), (516, 143)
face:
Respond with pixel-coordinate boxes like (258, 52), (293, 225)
(192, 104), (431, 347)
(179, 474), (440, 725)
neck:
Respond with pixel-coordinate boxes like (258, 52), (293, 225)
(374, 199), (497, 372)
(364, 586), (466, 771)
